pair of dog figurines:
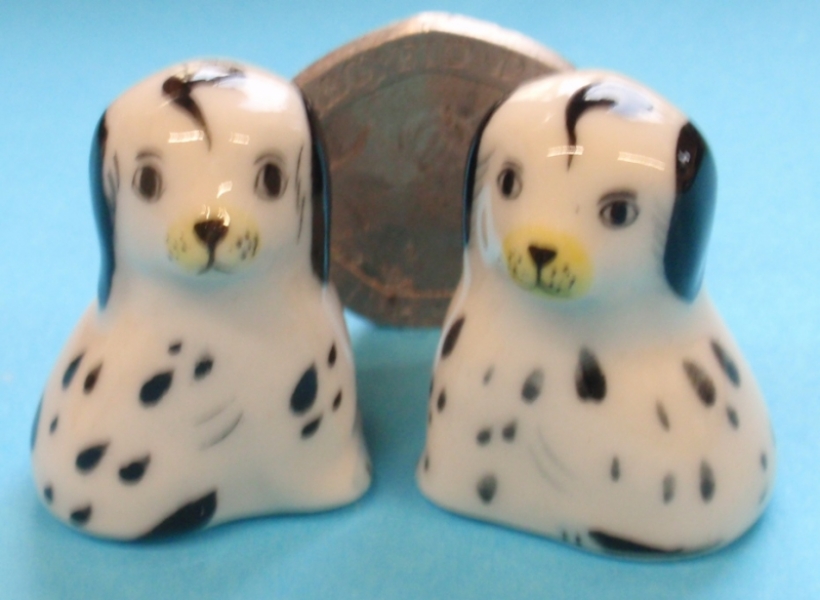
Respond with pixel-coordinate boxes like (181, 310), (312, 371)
(30, 59), (775, 557)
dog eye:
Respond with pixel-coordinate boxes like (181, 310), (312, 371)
(132, 165), (163, 202)
(255, 162), (286, 200)
(598, 192), (639, 228)
(497, 165), (522, 200)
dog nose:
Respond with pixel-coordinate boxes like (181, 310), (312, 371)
(528, 244), (557, 269)
(194, 218), (229, 250)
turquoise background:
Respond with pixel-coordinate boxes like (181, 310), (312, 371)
(1, 1), (817, 598)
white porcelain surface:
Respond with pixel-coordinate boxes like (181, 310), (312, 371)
(418, 70), (775, 557)
(31, 60), (371, 540)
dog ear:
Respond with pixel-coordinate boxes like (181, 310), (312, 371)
(663, 122), (717, 302)
(301, 96), (331, 283)
(90, 114), (116, 308)
(463, 101), (504, 246)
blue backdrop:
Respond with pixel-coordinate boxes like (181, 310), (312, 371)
(0, 1), (817, 598)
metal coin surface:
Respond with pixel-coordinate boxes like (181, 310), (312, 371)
(296, 13), (573, 326)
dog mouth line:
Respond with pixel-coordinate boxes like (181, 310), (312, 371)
(511, 261), (578, 296)
(197, 251), (233, 275)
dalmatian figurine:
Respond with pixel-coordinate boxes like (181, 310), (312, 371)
(30, 60), (371, 540)
(418, 70), (776, 557)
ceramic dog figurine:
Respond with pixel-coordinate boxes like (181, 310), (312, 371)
(30, 60), (371, 540)
(417, 70), (775, 557)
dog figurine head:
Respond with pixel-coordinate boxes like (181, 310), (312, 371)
(463, 70), (716, 305)
(91, 60), (330, 307)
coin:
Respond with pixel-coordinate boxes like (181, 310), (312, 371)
(295, 13), (573, 326)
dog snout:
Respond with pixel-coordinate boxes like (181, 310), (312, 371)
(528, 245), (557, 270)
(194, 218), (229, 250)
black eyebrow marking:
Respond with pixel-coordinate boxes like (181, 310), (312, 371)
(106, 153), (121, 201)
(254, 151), (286, 166)
(295, 145), (306, 241)
(136, 149), (162, 161)
(476, 148), (495, 169)
(597, 189), (637, 205)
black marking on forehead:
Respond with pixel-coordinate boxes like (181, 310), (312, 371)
(564, 81), (656, 168)
(161, 65), (244, 150)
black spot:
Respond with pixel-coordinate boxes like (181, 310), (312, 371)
(437, 390), (447, 413)
(62, 353), (84, 388)
(477, 474), (497, 504)
(168, 341), (182, 355)
(290, 365), (318, 414)
(477, 428), (491, 445)
(656, 402), (670, 431)
(441, 316), (465, 359)
(575, 349), (606, 402)
(663, 474), (675, 503)
(502, 421), (517, 442)
(332, 390), (342, 411)
(761, 453), (768, 471)
(700, 461), (716, 502)
(611, 457), (621, 482)
(139, 491), (217, 540)
(194, 356), (213, 380)
(727, 406), (739, 429)
(683, 361), (715, 407)
(70, 505), (92, 526)
(49, 416), (59, 434)
(84, 363), (103, 394)
(423, 455), (430, 471)
(301, 416), (322, 439)
(589, 530), (682, 556)
(76, 443), (108, 473)
(140, 371), (173, 407)
(483, 367), (494, 385)
(328, 343), (337, 367)
(43, 486), (53, 503)
(427, 409), (432, 425)
(429, 378), (434, 397)
(521, 369), (544, 403)
(119, 456), (151, 484)
(711, 340), (740, 387)
(31, 396), (43, 451)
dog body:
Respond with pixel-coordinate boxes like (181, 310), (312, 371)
(418, 71), (775, 556)
(31, 61), (370, 540)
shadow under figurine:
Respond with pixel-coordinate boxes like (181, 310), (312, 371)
(31, 60), (371, 540)
(418, 70), (775, 557)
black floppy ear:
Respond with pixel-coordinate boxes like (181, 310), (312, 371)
(301, 96), (331, 283)
(463, 101), (502, 246)
(663, 122), (717, 302)
(90, 114), (116, 308)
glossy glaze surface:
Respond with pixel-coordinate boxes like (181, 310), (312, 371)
(30, 60), (371, 540)
(418, 70), (775, 557)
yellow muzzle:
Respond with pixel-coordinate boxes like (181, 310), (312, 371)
(166, 206), (260, 273)
(502, 226), (592, 298)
